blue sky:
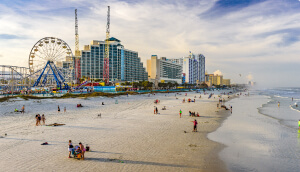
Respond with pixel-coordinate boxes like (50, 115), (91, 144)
(0, 0), (300, 87)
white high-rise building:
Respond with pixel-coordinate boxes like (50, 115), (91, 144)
(175, 53), (205, 84)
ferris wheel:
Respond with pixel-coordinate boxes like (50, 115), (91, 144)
(28, 37), (74, 88)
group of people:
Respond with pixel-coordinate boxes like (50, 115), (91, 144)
(14, 105), (25, 113)
(57, 105), (67, 112)
(189, 111), (200, 117)
(182, 98), (196, 103)
(187, 98), (195, 103)
(219, 98), (225, 104)
(68, 140), (89, 159)
(35, 114), (46, 126)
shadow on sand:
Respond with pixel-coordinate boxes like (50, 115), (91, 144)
(85, 157), (195, 168)
(89, 151), (121, 155)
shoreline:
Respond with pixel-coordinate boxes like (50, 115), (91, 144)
(204, 95), (236, 172)
(208, 92), (300, 172)
(0, 91), (234, 171)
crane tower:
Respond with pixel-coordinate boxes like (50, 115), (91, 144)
(103, 6), (110, 85)
(75, 9), (81, 84)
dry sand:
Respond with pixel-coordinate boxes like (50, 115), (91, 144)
(0, 91), (232, 172)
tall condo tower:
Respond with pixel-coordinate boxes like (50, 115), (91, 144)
(75, 9), (81, 83)
(103, 6), (110, 85)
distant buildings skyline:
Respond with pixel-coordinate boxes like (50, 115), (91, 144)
(147, 52), (206, 85)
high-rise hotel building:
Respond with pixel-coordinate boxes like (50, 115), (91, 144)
(79, 37), (148, 82)
(168, 53), (205, 84)
(182, 53), (205, 84)
(147, 55), (182, 84)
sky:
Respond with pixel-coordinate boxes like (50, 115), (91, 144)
(1, 0), (300, 87)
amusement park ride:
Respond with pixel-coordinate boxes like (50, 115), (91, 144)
(28, 37), (73, 89)
(0, 6), (112, 92)
(0, 37), (74, 92)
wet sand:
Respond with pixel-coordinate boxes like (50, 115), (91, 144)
(209, 93), (300, 172)
(0, 92), (232, 171)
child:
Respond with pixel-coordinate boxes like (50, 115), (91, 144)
(68, 140), (73, 158)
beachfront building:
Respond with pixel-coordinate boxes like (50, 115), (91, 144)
(182, 53), (205, 84)
(169, 53), (205, 84)
(205, 73), (231, 86)
(80, 37), (148, 82)
(147, 55), (182, 84)
(206, 74), (222, 86)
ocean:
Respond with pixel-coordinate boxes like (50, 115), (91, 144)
(208, 87), (300, 172)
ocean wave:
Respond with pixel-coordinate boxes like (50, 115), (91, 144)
(290, 105), (300, 113)
(274, 95), (290, 99)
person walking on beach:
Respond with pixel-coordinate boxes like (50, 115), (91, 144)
(156, 107), (158, 114)
(230, 106), (232, 114)
(191, 119), (198, 132)
(179, 109), (182, 118)
(154, 107), (156, 114)
(21, 105), (25, 114)
(278, 102), (280, 107)
(58, 105), (60, 112)
(35, 114), (39, 126)
(36, 114), (41, 126)
(64, 107), (66, 113)
(68, 140), (73, 158)
(41, 114), (46, 125)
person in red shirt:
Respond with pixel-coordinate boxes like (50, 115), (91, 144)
(191, 119), (198, 132)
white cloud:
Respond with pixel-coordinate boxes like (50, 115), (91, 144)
(0, 0), (299, 86)
(213, 70), (222, 76)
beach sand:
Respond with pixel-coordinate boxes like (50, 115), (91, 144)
(0, 92), (232, 172)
